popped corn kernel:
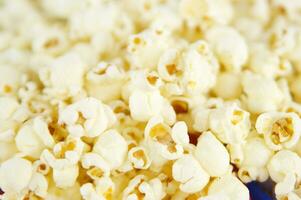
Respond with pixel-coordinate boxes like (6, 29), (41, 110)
(0, 157), (32, 197)
(93, 129), (128, 169)
(59, 97), (116, 138)
(194, 131), (230, 177)
(172, 154), (210, 193)
(209, 102), (251, 144)
(256, 112), (301, 150)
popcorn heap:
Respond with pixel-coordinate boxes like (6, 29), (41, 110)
(2, 0), (301, 199)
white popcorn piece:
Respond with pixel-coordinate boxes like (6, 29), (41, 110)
(267, 150), (301, 183)
(205, 25), (248, 72)
(28, 172), (48, 198)
(53, 164), (79, 188)
(208, 174), (249, 200)
(242, 71), (284, 114)
(41, 0), (84, 18)
(39, 52), (86, 97)
(180, 40), (219, 95)
(41, 136), (85, 169)
(127, 29), (171, 70)
(209, 102), (251, 144)
(179, 0), (233, 27)
(93, 129), (128, 169)
(33, 160), (51, 175)
(80, 183), (105, 200)
(172, 154), (210, 193)
(0, 65), (22, 95)
(59, 97), (116, 138)
(238, 166), (269, 183)
(122, 70), (163, 101)
(290, 75), (301, 103)
(158, 48), (182, 82)
(81, 152), (111, 179)
(238, 137), (272, 183)
(129, 89), (176, 125)
(213, 71), (242, 100)
(128, 146), (151, 169)
(267, 19), (296, 56)
(144, 116), (189, 163)
(0, 141), (18, 163)
(194, 131), (230, 177)
(198, 194), (229, 200)
(274, 173), (296, 196)
(0, 157), (32, 196)
(0, 96), (19, 120)
(227, 143), (244, 166)
(242, 137), (273, 167)
(192, 107), (211, 132)
(122, 175), (165, 200)
(80, 177), (114, 200)
(256, 112), (301, 150)
(248, 44), (292, 78)
(15, 117), (55, 158)
(31, 26), (68, 56)
(86, 62), (126, 103)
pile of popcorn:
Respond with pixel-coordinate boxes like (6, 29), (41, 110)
(2, 0), (301, 199)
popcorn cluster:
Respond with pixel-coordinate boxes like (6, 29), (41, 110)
(1, 0), (301, 199)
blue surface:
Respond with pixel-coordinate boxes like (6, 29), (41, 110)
(247, 182), (274, 200)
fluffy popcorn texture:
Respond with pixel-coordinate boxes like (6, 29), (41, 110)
(2, 0), (301, 199)
(194, 131), (230, 177)
(209, 102), (251, 144)
(0, 157), (33, 197)
(59, 97), (116, 138)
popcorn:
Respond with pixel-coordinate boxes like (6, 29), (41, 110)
(248, 44), (292, 78)
(39, 52), (86, 98)
(53, 164), (79, 188)
(129, 89), (176, 125)
(144, 116), (189, 167)
(80, 177), (115, 200)
(15, 117), (55, 158)
(93, 129), (128, 169)
(0, 96), (19, 120)
(128, 146), (151, 169)
(59, 97), (116, 138)
(28, 172), (48, 198)
(213, 71), (242, 100)
(242, 71), (284, 114)
(238, 137), (273, 183)
(209, 102), (251, 144)
(194, 131), (230, 177)
(122, 175), (165, 200)
(85, 62), (126, 102)
(179, 0), (233, 27)
(267, 150), (301, 183)
(41, 136), (85, 169)
(3, 1), (301, 199)
(0, 65), (22, 95)
(180, 40), (219, 94)
(205, 25), (248, 72)
(207, 174), (249, 200)
(256, 112), (301, 150)
(81, 152), (111, 179)
(172, 154), (210, 193)
(0, 157), (32, 196)
(127, 29), (171, 70)
(31, 26), (68, 56)
(227, 143), (244, 166)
